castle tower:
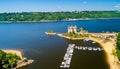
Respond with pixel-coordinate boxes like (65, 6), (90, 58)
(68, 25), (77, 33)
(73, 25), (77, 33)
(68, 25), (72, 33)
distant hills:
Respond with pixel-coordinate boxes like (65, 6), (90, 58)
(0, 11), (120, 22)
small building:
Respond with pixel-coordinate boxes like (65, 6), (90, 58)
(68, 26), (88, 34)
(79, 27), (88, 34)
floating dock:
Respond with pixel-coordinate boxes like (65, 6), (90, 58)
(74, 46), (103, 51)
(60, 44), (103, 68)
(60, 44), (75, 68)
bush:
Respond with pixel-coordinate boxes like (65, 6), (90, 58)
(0, 50), (20, 69)
(47, 30), (54, 33)
(116, 32), (120, 60)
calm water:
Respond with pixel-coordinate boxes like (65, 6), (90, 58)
(0, 19), (120, 69)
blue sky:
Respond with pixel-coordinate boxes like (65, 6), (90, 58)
(0, 0), (120, 13)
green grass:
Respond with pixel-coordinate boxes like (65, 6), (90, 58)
(47, 30), (54, 33)
(63, 32), (89, 38)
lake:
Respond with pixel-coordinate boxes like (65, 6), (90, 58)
(0, 19), (120, 69)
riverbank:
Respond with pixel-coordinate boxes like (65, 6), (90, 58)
(3, 49), (23, 59)
(0, 18), (120, 23)
(2, 49), (34, 69)
(57, 33), (85, 40)
(89, 37), (120, 69)
(57, 33), (120, 69)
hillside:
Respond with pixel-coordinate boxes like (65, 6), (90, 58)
(0, 11), (120, 22)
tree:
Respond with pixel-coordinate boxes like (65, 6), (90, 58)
(0, 11), (120, 22)
(116, 33), (120, 60)
(0, 50), (20, 69)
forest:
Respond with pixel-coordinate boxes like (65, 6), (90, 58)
(0, 11), (120, 22)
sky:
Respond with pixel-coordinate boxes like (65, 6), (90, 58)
(0, 0), (120, 13)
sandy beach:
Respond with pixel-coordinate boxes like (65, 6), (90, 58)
(2, 49), (23, 59)
(90, 37), (120, 69)
(2, 49), (34, 69)
(58, 33), (120, 69)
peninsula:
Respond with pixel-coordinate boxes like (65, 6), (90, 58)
(47, 26), (120, 69)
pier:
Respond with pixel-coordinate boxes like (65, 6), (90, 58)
(58, 26), (118, 69)
(60, 44), (103, 68)
(74, 46), (103, 51)
(60, 44), (75, 68)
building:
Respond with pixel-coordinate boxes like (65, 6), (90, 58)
(68, 25), (88, 34)
(79, 27), (88, 34)
(68, 25), (77, 33)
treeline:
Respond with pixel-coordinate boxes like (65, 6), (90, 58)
(116, 33), (120, 60)
(0, 50), (20, 69)
(0, 11), (120, 22)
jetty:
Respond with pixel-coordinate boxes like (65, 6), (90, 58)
(74, 46), (103, 51)
(60, 44), (103, 68)
(60, 44), (75, 68)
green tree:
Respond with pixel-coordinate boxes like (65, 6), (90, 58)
(116, 33), (120, 60)
(0, 50), (20, 69)
(0, 11), (120, 22)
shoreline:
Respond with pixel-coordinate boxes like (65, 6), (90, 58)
(2, 49), (34, 69)
(0, 18), (120, 23)
(89, 37), (120, 69)
(45, 32), (56, 35)
(2, 49), (23, 59)
(57, 33), (120, 69)
(57, 33), (86, 40)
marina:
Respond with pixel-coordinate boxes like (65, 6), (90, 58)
(74, 46), (103, 51)
(60, 44), (103, 68)
(60, 44), (75, 68)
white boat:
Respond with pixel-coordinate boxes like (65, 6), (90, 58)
(84, 38), (90, 41)
(92, 41), (96, 43)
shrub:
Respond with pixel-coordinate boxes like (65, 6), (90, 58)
(0, 50), (20, 69)
(116, 32), (120, 60)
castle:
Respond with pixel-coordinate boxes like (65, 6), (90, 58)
(68, 25), (77, 33)
(68, 25), (88, 34)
